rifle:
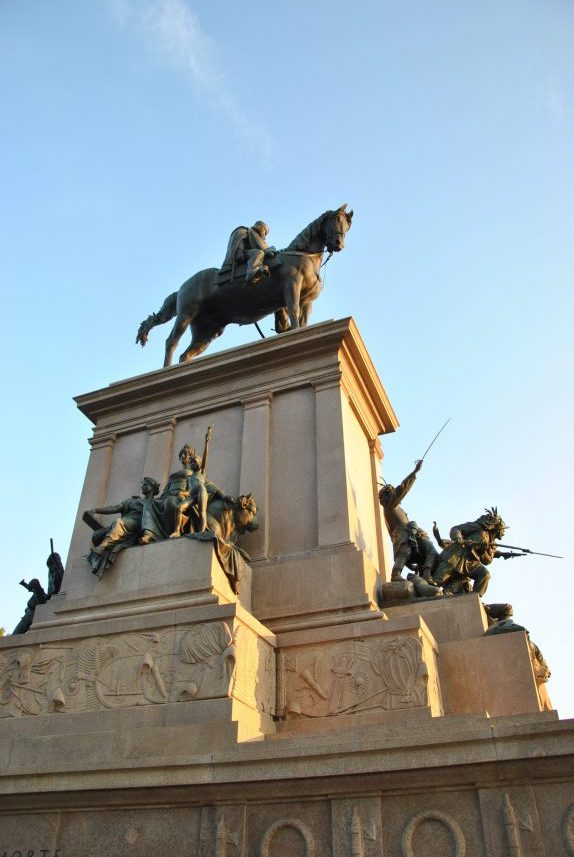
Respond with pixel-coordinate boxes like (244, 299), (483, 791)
(201, 425), (213, 476)
(493, 542), (563, 559)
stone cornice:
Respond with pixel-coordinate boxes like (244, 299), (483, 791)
(75, 318), (399, 438)
(0, 712), (569, 796)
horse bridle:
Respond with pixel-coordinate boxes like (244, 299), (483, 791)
(324, 210), (349, 254)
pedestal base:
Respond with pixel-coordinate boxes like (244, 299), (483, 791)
(0, 712), (572, 857)
(1, 321), (569, 854)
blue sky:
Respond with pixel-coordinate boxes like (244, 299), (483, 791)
(1, 1), (573, 714)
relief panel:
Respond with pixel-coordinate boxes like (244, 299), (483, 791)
(0, 620), (270, 717)
(283, 635), (428, 719)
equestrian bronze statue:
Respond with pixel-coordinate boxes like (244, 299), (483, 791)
(136, 204), (353, 366)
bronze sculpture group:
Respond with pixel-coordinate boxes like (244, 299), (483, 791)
(376, 461), (554, 684)
(379, 461), (517, 598)
(378, 459), (559, 602)
(83, 428), (258, 587)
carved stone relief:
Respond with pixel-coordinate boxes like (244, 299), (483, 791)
(502, 793), (527, 856)
(348, 804), (379, 856)
(284, 635), (428, 719)
(0, 621), (266, 718)
(401, 810), (466, 857)
(260, 819), (316, 857)
(198, 805), (245, 857)
(563, 804), (574, 855)
(213, 811), (241, 857)
(350, 805), (365, 857)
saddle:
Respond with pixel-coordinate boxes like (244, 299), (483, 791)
(216, 253), (283, 287)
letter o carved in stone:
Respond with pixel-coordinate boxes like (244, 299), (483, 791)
(260, 818), (316, 857)
(564, 804), (574, 855)
(401, 810), (466, 857)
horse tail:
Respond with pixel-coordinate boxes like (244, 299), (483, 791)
(136, 291), (178, 347)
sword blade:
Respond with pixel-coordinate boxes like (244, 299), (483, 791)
(418, 417), (451, 463)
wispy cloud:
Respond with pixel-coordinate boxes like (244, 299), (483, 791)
(110, 0), (272, 159)
(534, 80), (567, 125)
(546, 86), (566, 123)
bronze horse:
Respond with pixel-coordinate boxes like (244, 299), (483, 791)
(136, 204), (353, 366)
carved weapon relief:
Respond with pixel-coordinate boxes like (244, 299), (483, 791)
(350, 805), (365, 857)
(284, 635), (428, 719)
(348, 804), (378, 857)
(214, 811), (241, 857)
(198, 806), (243, 857)
(563, 803), (574, 855)
(0, 621), (251, 717)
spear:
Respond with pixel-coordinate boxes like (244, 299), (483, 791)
(200, 425), (213, 475)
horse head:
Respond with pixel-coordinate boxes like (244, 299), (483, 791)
(323, 204), (354, 253)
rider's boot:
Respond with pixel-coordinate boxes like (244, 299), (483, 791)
(246, 266), (269, 286)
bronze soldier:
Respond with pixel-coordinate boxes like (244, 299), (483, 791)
(432, 507), (508, 596)
(220, 220), (277, 285)
(378, 461), (439, 582)
(86, 476), (161, 573)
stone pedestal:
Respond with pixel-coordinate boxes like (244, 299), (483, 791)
(0, 319), (572, 856)
(66, 318), (397, 621)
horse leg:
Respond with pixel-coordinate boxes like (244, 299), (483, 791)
(179, 317), (224, 362)
(299, 301), (312, 327)
(274, 308), (290, 332)
(165, 314), (191, 367)
(284, 276), (302, 330)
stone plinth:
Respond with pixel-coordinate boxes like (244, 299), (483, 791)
(34, 537), (251, 628)
(385, 593), (551, 716)
(383, 590), (489, 643)
(0, 597), (276, 751)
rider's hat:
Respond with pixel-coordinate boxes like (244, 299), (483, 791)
(252, 221), (269, 235)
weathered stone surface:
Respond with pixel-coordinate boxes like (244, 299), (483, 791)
(0, 715), (573, 854)
(34, 535), (251, 627)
